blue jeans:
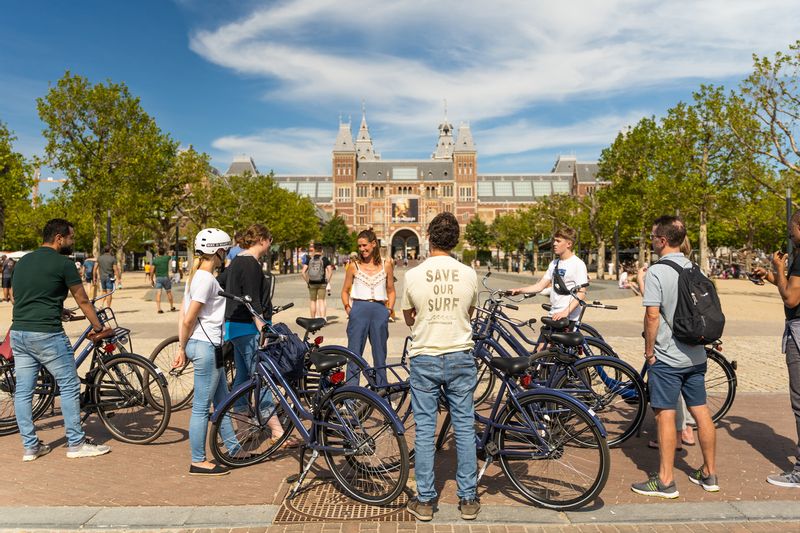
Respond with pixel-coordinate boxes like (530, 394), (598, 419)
(186, 339), (239, 463)
(410, 351), (477, 502)
(229, 333), (275, 414)
(11, 330), (85, 450)
(346, 300), (390, 386)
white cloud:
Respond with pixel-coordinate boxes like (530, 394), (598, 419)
(211, 127), (333, 174)
(192, 0), (800, 167)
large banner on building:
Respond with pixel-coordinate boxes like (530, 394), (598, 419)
(392, 198), (418, 223)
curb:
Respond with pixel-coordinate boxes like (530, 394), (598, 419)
(1, 501), (799, 530)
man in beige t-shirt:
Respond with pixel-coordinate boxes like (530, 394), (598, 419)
(401, 212), (480, 521)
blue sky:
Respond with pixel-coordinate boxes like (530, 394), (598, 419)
(3, 0), (800, 195)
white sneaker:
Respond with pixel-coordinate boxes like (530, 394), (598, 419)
(66, 440), (111, 459)
(22, 441), (51, 462)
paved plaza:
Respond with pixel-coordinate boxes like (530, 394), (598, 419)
(1, 268), (800, 531)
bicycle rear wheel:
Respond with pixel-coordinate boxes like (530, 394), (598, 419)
(552, 357), (646, 447)
(150, 336), (194, 410)
(319, 389), (409, 505)
(497, 391), (610, 510)
(93, 354), (171, 444)
(0, 363), (55, 436)
(706, 349), (736, 423)
(474, 356), (496, 405)
(210, 378), (293, 467)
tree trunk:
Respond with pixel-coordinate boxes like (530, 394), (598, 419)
(92, 215), (102, 258)
(597, 239), (606, 280)
(533, 242), (539, 275)
(506, 251), (511, 273)
(699, 206), (709, 274)
(744, 223), (755, 274)
(638, 227), (648, 267)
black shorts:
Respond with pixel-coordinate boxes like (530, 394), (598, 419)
(1, 277), (11, 289)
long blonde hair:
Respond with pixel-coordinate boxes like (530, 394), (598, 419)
(187, 253), (217, 286)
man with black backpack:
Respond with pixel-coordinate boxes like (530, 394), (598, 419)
(301, 243), (333, 320)
(632, 215), (722, 499)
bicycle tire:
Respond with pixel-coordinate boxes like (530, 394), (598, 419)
(497, 391), (610, 510)
(0, 364), (55, 436)
(552, 357), (647, 447)
(319, 389), (410, 505)
(577, 323), (603, 341)
(209, 377), (293, 467)
(580, 337), (619, 359)
(93, 353), (171, 444)
(706, 348), (736, 423)
(474, 356), (497, 405)
(149, 335), (194, 410)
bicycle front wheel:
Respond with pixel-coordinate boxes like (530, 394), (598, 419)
(319, 389), (409, 505)
(552, 357), (646, 447)
(706, 349), (736, 423)
(93, 354), (171, 444)
(497, 391), (610, 510)
(209, 378), (293, 467)
(149, 335), (194, 410)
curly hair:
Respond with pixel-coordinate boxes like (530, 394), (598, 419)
(428, 212), (460, 251)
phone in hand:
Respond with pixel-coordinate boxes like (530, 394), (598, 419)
(747, 272), (765, 285)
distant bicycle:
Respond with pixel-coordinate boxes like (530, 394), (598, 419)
(0, 292), (171, 444)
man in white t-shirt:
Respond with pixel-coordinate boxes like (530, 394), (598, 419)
(401, 212), (480, 522)
(511, 226), (588, 321)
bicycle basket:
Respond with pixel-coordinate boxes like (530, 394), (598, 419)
(259, 323), (306, 381)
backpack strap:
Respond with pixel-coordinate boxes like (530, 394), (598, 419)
(652, 258), (688, 331)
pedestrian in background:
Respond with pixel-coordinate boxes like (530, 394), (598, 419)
(340, 229), (395, 386)
(2, 255), (15, 302)
(753, 209), (800, 488)
(151, 247), (177, 314)
(401, 213), (480, 521)
(95, 246), (120, 308)
(302, 243), (333, 320)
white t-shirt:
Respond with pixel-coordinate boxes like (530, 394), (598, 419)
(401, 255), (478, 357)
(543, 255), (589, 321)
(184, 270), (225, 345)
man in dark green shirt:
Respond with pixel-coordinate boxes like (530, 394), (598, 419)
(150, 247), (176, 313)
(10, 218), (112, 461)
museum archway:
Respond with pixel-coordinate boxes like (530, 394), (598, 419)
(390, 229), (420, 263)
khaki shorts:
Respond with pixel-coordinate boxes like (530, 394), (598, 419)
(308, 284), (327, 300)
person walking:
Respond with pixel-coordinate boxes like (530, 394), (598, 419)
(401, 213), (480, 521)
(2, 255), (15, 302)
(631, 215), (719, 498)
(301, 243), (333, 320)
(510, 226), (588, 323)
(95, 246), (120, 308)
(340, 229), (395, 386)
(753, 209), (800, 487)
(171, 228), (242, 476)
(10, 218), (112, 461)
(151, 247), (177, 314)
(81, 255), (97, 299)
(220, 224), (296, 446)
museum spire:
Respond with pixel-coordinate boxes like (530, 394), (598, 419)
(355, 101), (378, 160)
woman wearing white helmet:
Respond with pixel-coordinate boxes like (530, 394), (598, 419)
(172, 228), (242, 476)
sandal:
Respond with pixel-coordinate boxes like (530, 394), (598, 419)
(648, 440), (682, 451)
(278, 436), (303, 449)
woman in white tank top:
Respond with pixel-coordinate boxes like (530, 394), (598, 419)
(340, 229), (395, 385)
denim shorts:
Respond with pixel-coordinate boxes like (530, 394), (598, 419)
(648, 360), (707, 409)
(101, 276), (115, 291)
(154, 276), (172, 291)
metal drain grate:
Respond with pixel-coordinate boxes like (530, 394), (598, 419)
(274, 480), (412, 523)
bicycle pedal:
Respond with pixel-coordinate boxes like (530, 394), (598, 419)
(484, 441), (499, 456)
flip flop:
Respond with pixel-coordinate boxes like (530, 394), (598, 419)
(681, 439), (696, 446)
(648, 440), (682, 451)
(157, 310), (164, 314)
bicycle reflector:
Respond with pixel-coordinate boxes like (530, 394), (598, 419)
(330, 371), (345, 385)
(103, 343), (117, 353)
(314, 336), (324, 345)
(520, 375), (532, 387)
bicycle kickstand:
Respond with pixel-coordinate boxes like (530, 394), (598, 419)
(477, 457), (493, 484)
(288, 447), (319, 499)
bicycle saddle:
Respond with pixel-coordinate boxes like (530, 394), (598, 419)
(488, 356), (531, 376)
(296, 317), (327, 333)
(541, 316), (569, 329)
(546, 331), (584, 347)
(542, 303), (552, 312)
(533, 348), (579, 365)
(307, 350), (348, 372)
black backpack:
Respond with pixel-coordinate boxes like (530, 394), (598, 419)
(307, 255), (326, 284)
(660, 259), (725, 345)
(551, 259), (571, 296)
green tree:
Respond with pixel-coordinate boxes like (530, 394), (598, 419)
(464, 216), (492, 253)
(320, 213), (353, 254)
(0, 122), (32, 247)
(37, 71), (178, 257)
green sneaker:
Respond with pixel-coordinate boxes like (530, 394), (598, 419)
(631, 475), (679, 499)
(688, 466), (719, 492)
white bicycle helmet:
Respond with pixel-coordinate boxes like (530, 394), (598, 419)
(194, 228), (232, 256)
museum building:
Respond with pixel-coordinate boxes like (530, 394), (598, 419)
(225, 111), (604, 259)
